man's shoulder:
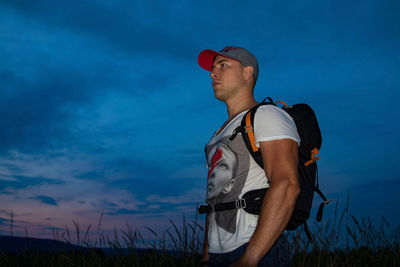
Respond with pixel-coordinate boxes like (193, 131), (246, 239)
(255, 104), (292, 121)
(257, 103), (282, 112)
(253, 103), (300, 145)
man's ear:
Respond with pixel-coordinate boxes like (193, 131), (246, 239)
(243, 66), (254, 81)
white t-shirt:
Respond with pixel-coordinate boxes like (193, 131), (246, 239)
(205, 104), (300, 253)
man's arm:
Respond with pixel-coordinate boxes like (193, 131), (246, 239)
(232, 138), (300, 267)
(201, 214), (210, 265)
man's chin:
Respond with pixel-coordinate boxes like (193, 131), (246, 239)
(213, 91), (227, 101)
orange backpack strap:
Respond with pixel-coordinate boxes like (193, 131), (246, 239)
(244, 111), (259, 153)
(304, 148), (320, 166)
(275, 100), (288, 107)
(229, 97), (275, 169)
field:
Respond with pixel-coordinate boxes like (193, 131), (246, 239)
(1, 199), (399, 266)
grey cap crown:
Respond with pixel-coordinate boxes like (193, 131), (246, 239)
(218, 46), (259, 80)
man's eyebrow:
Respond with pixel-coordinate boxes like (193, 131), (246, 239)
(215, 59), (230, 64)
(212, 59), (230, 69)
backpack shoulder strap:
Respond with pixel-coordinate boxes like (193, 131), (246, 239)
(231, 97), (276, 169)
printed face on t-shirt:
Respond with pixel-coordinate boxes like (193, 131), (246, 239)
(207, 143), (238, 200)
(205, 135), (252, 234)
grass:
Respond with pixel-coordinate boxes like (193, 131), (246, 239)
(289, 197), (400, 266)
(1, 199), (399, 266)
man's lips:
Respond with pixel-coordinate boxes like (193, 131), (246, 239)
(212, 81), (220, 86)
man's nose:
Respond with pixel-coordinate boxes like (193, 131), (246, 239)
(210, 70), (219, 79)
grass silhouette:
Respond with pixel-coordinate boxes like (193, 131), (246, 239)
(1, 198), (399, 266)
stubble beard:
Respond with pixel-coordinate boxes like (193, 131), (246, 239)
(213, 83), (242, 103)
(213, 84), (226, 101)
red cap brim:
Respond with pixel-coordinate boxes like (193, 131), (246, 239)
(198, 49), (218, 71)
(198, 49), (237, 71)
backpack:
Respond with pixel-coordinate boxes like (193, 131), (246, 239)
(198, 97), (330, 240)
(233, 97), (329, 239)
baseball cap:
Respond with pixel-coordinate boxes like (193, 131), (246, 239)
(198, 46), (259, 81)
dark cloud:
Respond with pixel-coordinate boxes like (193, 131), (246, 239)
(0, 61), (134, 155)
(0, 162), (24, 174)
(106, 208), (145, 216)
(76, 170), (105, 181)
(72, 153), (203, 195)
(0, 0), (199, 156)
(93, 157), (171, 181)
(109, 176), (202, 201)
(0, 175), (63, 193)
(42, 226), (64, 232)
(0, 217), (8, 226)
(99, 200), (118, 208)
(1, 0), (399, 237)
(0, 68), (94, 153)
(1, 0), (199, 61)
(31, 195), (58, 206)
(106, 200), (198, 216)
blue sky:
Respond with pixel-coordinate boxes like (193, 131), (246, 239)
(0, 0), (399, 239)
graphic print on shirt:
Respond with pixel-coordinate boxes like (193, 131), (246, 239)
(206, 136), (250, 233)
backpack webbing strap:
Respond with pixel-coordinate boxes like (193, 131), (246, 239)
(198, 198), (247, 215)
(315, 187), (332, 222)
(303, 222), (313, 242)
(233, 98), (275, 168)
(305, 147), (320, 166)
(198, 188), (268, 215)
(244, 111), (259, 153)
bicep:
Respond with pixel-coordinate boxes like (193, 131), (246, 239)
(259, 139), (298, 184)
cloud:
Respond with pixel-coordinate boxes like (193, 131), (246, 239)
(1, 0), (199, 61)
(0, 217), (8, 227)
(0, 175), (62, 193)
(1, 0), (399, 239)
(76, 170), (105, 181)
(105, 189), (202, 218)
(0, 5), (205, 156)
(42, 226), (64, 232)
(0, 67), (95, 153)
(109, 176), (203, 200)
(31, 195), (58, 206)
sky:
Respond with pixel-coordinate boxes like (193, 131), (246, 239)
(0, 0), (399, 241)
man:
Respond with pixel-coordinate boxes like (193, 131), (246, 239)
(198, 46), (301, 267)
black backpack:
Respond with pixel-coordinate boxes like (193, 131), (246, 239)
(233, 97), (329, 238)
(198, 97), (330, 240)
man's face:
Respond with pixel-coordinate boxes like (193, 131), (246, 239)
(210, 55), (246, 101)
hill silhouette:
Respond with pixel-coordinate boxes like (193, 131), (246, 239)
(0, 235), (91, 253)
(0, 235), (164, 256)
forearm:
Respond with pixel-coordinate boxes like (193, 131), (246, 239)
(240, 178), (299, 265)
(201, 214), (210, 262)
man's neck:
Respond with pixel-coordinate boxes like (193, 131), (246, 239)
(225, 95), (258, 121)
